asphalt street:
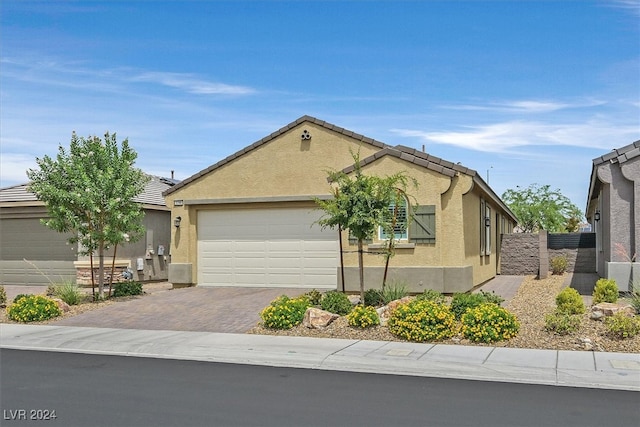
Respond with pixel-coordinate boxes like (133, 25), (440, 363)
(2, 349), (638, 427)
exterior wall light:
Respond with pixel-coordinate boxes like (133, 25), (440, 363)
(174, 216), (182, 228)
(594, 211), (601, 222)
(485, 216), (491, 227)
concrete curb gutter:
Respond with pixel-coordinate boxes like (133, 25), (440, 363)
(1, 324), (638, 391)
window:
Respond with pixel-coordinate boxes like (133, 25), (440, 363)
(379, 198), (408, 241)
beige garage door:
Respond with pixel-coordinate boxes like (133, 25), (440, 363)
(197, 208), (338, 288)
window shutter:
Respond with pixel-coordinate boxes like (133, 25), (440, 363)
(409, 205), (436, 243)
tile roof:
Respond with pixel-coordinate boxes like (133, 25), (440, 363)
(592, 139), (640, 166)
(0, 175), (173, 208)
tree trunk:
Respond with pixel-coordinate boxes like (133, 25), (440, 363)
(108, 243), (118, 297)
(358, 238), (365, 304)
(98, 242), (105, 299)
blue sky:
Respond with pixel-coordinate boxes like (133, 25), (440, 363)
(1, 0), (639, 214)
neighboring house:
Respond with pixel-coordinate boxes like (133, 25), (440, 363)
(586, 140), (640, 291)
(163, 116), (516, 294)
(0, 175), (176, 286)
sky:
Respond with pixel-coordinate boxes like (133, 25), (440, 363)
(1, 0), (639, 215)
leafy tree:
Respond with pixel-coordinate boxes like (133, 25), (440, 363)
(27, 132), (149, 299)
(501, 183), (583, 233)
(315, 152), (416, 303)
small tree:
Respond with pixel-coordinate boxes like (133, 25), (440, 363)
(315, 152), (415, 303)
(27, 132), (149, 299)
(501, 183), (583, 233)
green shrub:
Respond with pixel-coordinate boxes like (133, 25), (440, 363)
(364, 289), (384, 307)
(544, 311), (582, 335)
(415, 289), (445, 304)
(478, 290), (505, 306)
(550, 256), (568, 275)
(13, 294), (33, 304)
(461, 303), (520, 343)
(320, 291), (352, 315)
(555, 287), (585, 315)
(260, 295), (311, 329)
(605, 312), (640, 339)
(629, 284), (640, 315)
(593, 278), (618, 304)
(381, 282), (409, 304)
(54, 282), (83, 306)
(7, 295), (62, 323)
(304, 289), (323, 306)
(113, 281), (143, 297)
(388, 300), (456, 342)
(450, 292), (486, 320)
(347, 305), (380, 328)
(0, 285), (6, 307)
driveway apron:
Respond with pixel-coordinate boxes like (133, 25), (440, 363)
(52, 287), (307, 333)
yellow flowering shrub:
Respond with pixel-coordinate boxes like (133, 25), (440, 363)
(461, 303), (520, 343)
(347, 305), (380, 328)
(260, 295), (311, 330)
(388, 300), (456, 342)
(7, 295), (62, 323)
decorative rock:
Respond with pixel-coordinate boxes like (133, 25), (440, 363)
(590, 310), (604, 321)
(348, 295), (361, 306)
(51, 298), (70, 312)
(591, 302), (635, 317)
(303, 307), (339, 329)
(376, 297), (414, 326)
(387, 296), (413, 313)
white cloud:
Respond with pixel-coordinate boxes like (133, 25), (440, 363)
(607, 0), (640, 16)
(0, 153), (36, 187)
(440, 99), (605, 114)
(391, 119), (640, 153)
(130, 71), (256, 95)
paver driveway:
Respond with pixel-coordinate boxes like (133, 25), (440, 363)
(52, 286), (308, 333)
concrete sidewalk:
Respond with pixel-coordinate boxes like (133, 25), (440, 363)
(2, 324), (638, 392)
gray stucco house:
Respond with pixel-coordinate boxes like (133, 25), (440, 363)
(586, 140), (640, 291)
(0, 175), (176, 286)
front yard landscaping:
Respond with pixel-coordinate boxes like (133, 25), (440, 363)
(248, 274), (640, 354)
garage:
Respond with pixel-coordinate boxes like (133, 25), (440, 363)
(197, 208), (339, 288)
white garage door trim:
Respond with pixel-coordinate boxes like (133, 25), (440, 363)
(197, 208), (338, 288)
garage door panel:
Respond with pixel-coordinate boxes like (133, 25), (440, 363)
(198, 208), (337, 288)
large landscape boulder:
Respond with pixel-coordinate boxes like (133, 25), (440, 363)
(590, 302), (635, 320)
(376, 296), (414, 326)
(303, 307), (339, 329)
(51, 298), (70, 313)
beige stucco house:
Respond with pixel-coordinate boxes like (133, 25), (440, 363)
(163, 116), (516, 293)
(0, 175), (175, 286)
(586, 140), (640, 291)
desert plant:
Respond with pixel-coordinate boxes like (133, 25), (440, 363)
(347, 305), (380, 328)
(320, 291), (353, 315)
(388, 299), (456, 342)
(260, 295), (311, 330)
(380, 281), (409, 304)
(54, 282), (83, 306)
(544, 311), (582, 335)
(628, 284), (640, 315)
(450, 292), (486, 320)
(550, 255), (568, 275)
(304, 289), (323, 306)
(415, 289), (446, 304)
(113, 281), (143, 297)
(604, 312), (640, 339)
(461, 303), (520, 343)
(0, 285), (6, 307)
(478, 290), (505, 306)
(555, 287), (585, 315)
(593, 278), (619, 304)
(13, 294), (33, 304)
(7, 295), (62, 323)
(46, 285), (57, 296)
(364, 289), (384, 307)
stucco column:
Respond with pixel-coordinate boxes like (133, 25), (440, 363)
(621, 158), (639, 260)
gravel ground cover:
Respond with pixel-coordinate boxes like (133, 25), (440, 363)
(248, 275), (640, 353)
